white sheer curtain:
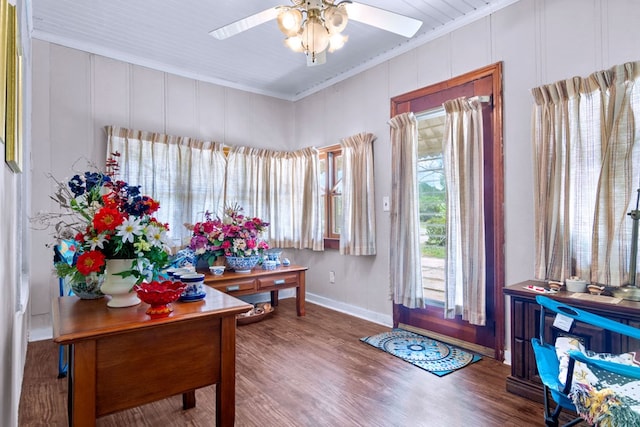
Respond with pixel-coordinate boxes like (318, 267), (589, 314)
(389, 113), (424, 308)
(442, 97), (486, 326)
(106, 126), (226, 252)
(532, 61), (640, 287)
(225, 146), (323, 250)
(340, 132), (377, 255)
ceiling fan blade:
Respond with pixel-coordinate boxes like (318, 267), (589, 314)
(344, 2), (423, 38)
(209, 7), (280, 40)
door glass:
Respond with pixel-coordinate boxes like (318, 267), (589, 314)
(416, 107), (446, 304)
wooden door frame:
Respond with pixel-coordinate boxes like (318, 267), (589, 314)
(390, 62), (505, 361)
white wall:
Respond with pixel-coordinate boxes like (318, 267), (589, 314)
(27, 0), (640, 342)
(3, 1), (31, 425)
(294, 0), (640, 326)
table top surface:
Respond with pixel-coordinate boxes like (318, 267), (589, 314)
(203, 264), (307, 283)
(504, 280), (640, 313)
(52, 286), (252, 344)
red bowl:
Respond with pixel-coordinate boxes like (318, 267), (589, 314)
(134, 280), (187, 306)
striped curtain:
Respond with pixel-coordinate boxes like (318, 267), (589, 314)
(389, 112), (424, 308)
(105, 126), (226, 252)
(532, 61), (640, 288)
(340, 132), (377, 255)
(442, 97), (486, 326)
(225, 146), (323, 250)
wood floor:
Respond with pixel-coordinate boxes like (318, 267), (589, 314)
(20, 298), (552, 426)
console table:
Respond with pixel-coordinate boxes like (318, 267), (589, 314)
(52, 286), (251, 427)
(504, 281), (640, 403)
(204, 265), (307, 316)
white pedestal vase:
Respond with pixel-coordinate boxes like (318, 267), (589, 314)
(100, 258), (141, 308)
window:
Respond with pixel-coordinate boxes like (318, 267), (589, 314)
(531, 61), (640, 287)
(319, 145), (342, 249)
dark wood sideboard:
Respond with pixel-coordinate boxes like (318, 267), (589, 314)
(203, 265), (307, 316)
(503, 280), (640, 403)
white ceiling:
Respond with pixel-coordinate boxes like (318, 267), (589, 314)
(30, 0), (517, 101)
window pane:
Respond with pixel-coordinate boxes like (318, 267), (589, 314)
(417, 107), (446, 303)
(319, 157), (327, 197)
(332, 195), (342, 235)
(319, 147), (342, 240)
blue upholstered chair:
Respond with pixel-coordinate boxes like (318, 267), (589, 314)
(532, 295), (640, 426)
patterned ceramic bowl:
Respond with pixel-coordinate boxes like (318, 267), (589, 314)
(226, 255), (260, 273)
(587, 284), (605, 295)
(209, 265), (226, 276)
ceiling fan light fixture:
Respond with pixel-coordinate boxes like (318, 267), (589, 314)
(277, 7), (303, 37)
(209, 0), (423, 68)
(324, 4), (349, 34)
(328, 33), (348, 52)
(300, 14), (330, 55)
(284, 36), (304, 52)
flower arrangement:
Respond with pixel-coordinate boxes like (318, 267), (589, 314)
(185, 204), (270, 265)
(36, 154), (171, 285)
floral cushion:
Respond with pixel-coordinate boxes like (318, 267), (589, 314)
(555, 336), (640, 425)
(556, 337), (598, 386)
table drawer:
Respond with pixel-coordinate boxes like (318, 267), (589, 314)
(257, 273), (298, 290)
(209, 278), (256, 294)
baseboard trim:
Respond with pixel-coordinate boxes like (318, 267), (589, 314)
(29, 326), (53, 342)
(306, 293), (393, 327)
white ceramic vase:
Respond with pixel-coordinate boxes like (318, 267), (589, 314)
(100, 258), (141, 308)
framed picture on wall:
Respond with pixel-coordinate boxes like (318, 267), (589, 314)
(5, 2), (22, 173)
(0, 0), (9, 145)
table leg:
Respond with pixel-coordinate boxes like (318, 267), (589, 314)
(67, 345), (73, 424)
(182, 390), (196, 409)
(296, 270), (306, 316)
(69, 340), (97, 427)
(217, 316), (236, 427)
(270, 290), (279, 307)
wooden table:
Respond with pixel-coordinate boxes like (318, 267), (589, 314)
(52, 286), (252, 427)
(204, 265), (307, 316)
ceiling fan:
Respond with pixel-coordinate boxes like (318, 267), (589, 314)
(209, 0), (423, 66)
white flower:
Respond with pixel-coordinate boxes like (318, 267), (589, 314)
(116, 216), (143, 243)
(145, 223), (168, 247)
(88, 233), (108, 251)
(232, 238), (247, 252)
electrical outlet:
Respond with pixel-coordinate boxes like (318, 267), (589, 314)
(329, 271), (336, 283)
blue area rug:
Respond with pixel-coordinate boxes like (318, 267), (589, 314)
(360, 328), (482, 377)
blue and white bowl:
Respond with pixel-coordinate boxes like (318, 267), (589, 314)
(262, 260), (277, 271)
(226, 255), (260, 273)
(209, 265), (225, 276)
(179, 273), (205, 299)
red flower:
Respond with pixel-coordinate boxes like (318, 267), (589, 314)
(143, 197), (160, 215)
(76, 251), (106, 275)
(93, 207), (124, 232)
